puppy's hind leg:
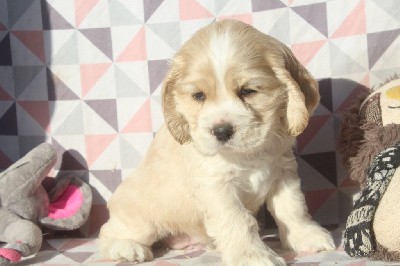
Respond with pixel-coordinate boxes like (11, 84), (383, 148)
(99, 216), (156, 263)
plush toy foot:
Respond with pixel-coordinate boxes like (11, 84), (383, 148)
(0, 248), (21, 265)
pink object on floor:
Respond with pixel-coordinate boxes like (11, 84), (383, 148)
(0, 248), (21, 262)
(48, 185), (83, 219)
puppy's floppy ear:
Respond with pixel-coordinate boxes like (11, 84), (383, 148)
(162, 64), (191, 144)
(274, 44), (320, 136)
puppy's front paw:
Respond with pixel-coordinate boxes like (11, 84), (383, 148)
(284, 224), (335, 253)
(108, 239), (153, 262)
(225, 247), (286, 266)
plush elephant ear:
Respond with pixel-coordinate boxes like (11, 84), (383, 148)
(40, 175), (92, 230)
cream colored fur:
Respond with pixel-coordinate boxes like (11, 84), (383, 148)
(99, 20), (334, 265)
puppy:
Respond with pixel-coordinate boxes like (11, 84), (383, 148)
(99, 20), (335, 265)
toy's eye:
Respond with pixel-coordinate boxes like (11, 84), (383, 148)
(192, 91), (206, 102)
(239, 88), (257, 98)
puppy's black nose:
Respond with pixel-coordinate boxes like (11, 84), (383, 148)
(211, 123), (235, 142)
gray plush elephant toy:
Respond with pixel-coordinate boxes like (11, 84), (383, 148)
(0, 143), (92, 265)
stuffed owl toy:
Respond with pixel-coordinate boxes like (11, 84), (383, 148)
(338, 76), (400, 261)
(0, 143), (92, 265)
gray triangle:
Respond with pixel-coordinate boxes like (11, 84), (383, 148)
(329, 42), (365, 75)
(18, 136), (47, 158)
(91, 170), (121, 192)
(148, 60), (169, 94)
(371, 0), (400, 22)
(367, 29), (400, 68)
(268, 9), (290, 45)
(13, 66), (43, 98)
(17, 67), (48, 100)
(109, 0), (141, 26)
(7, 0), (35, 28)
(251, 0), (285, 11)
(80, 28), (113, 60)
(54, 102), (84, 135)
(50, 31), (78, 64)
(147, 22), (181, 50)
(292, 2), (327, 37)
(41, 1), (74, 29)
(114, 66), (147, 97)
(9, 0), (42, 30)
(144, 0), (164, 22)
(0, 1), (9, 29)
(16, 103), (46, 136)
(85, 99), (118, 131)
(0, 67), (15, 99)
(119, 137), (143, 168)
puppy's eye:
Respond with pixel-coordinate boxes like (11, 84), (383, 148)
(239, 88), (257, 97)
(192, 91), (206, 102)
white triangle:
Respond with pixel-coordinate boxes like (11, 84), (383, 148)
(145, 25), (176, 60)
(78, 1), (110, 28)
(146, 0), (180, 24)
(114, 62), (150, 95)
(46, 0), (76, 27)
(371, 36), (400, 71)
(216, 0), (251, 16)
(150, 96), (164, 132)
(253, 9), (290, 45)
(366, 1), (400, 33)
(119, 133), (153, 158)
(116, 97), (148, 131)
(331, 36), (369, 70)
(0, 136), (19, 162)
(118, 0), (145, 22)
(307, 42), (331, 79)
(50, 101), (82, 135)
(121, 168), (136, 181)
(83, 65), (116, 100)
(0, 67), (15, 99)
(0, 1), (8, 28)
(77, 31), (111, 63)
(9, 34), (43, 65)
(0, 101), (13, 117)
(197, 0), (216, 15)
(10, 0), (42, 30)
(110, 25), (142, 59)
(48, 65), (81, 98)
(289, 9), (326, 43)
(90, 136), (120, 170)
(51, 135), (87, 163)
(329, 42), (365, 76)
(16, 104), (46, 135)
(82, 101), (117, 134)
(17, 68), (48, 100)
(44, 29), (75, 63)
(326, 0), (359, 36)
(180, 19), (214, 45)
(370, 68), (400, 89)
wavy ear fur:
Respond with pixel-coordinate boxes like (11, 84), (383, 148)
(162, 64), (191, 144)
(273, 44), (320, 136)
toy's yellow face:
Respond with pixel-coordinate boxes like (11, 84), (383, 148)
(381, 84), (400, 125)
(360, 79), (400, 126)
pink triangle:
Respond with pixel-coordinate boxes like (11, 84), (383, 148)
(218, 14), (253, 25)
(179, 0), (214, 20)
(80, 63), (111, 97)
(304, 189), (336, 216)
(85, 134), (117, 166)
(288, 0), (295, 5)
(291, 40), (326, 66)
(12, 31), (45, 62)
(116, 27), (147, 62)
(75, 0), (100, 26)
(0, 86), (12, 100)
(0, 23), (6, 30)
(122, 99), (152, 133)
(18, 101), (50, 132)
(331, 0), (366, 38)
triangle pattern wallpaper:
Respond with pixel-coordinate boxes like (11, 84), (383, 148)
(0, 0), (399, 236)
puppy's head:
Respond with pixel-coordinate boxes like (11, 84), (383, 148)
(162, 20), (319, 155)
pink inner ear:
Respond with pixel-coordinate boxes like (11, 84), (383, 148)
(48, 184), (83, 219)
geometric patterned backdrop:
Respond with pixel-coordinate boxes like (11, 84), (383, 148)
(0, 0), (399, 236)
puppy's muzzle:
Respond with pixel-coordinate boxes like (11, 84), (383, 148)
(211, 123), (235, 142)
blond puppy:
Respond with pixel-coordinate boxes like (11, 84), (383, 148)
(99, 20), (335, 265)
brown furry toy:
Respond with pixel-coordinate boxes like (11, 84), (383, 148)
(338, 76), (400, 261)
